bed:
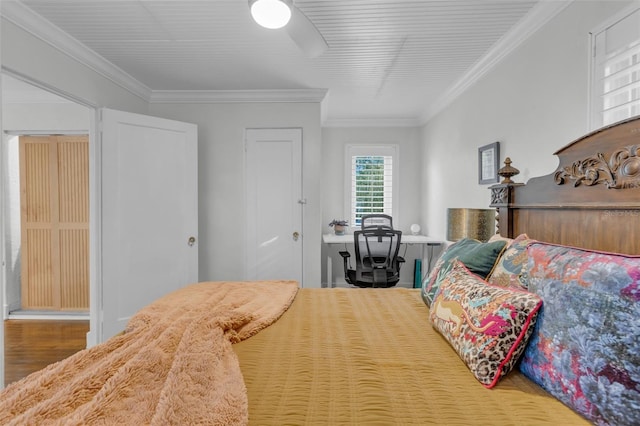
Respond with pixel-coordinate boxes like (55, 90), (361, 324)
(234, 116), (640, 425)
(1, 117), (639, 425)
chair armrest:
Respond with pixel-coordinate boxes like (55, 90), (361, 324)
(339, 251), (351, 259)
(397, 256), (405, 263)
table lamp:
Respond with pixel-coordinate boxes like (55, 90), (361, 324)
(446, 208), (495, 242)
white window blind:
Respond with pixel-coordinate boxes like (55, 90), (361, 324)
(350, 155), (392, 227)
(592, 6), (640, 128)
(345, 145), (398, 229)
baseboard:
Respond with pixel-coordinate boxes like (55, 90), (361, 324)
(7, 311), (89, 321)
(86, 329), (97, 348)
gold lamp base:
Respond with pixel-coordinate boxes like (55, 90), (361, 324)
(446, 208), (495, 242)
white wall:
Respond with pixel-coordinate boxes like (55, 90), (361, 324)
(3, 102), (90, 131)
(421, 0), (635, 242)
(321, 126), (424, 286)
(0, 135), (20, 313)
(0, 13), (4, 385)
(149, 102), (323, 287)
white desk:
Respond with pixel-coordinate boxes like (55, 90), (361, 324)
(322, 233), (443, 288)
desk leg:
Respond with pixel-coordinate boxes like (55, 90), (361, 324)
(422, 244), (440, 281)
(327, 255), (333, 288)
(420, 244), (425, 287)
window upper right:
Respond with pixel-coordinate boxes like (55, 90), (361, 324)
(590, 4), (640, 129)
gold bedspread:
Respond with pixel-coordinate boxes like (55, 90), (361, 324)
(234, 288), (589, 425)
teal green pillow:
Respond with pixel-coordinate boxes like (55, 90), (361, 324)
(421, 238), (507, 307)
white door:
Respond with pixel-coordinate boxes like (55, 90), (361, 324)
(99, 108), (198, 342)
(245, 128), (303, 284)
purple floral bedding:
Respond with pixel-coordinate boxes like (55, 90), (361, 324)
(520, 242), (640, 426)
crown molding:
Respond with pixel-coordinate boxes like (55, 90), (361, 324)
(1, 1), (152, 101)
(149, 88), (328, 104)
(420, 0), (573, 125)
(322, 117), (422, 128)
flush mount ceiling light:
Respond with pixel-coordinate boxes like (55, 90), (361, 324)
(249, 0), (293, 29)
(248, 0), (329, 58)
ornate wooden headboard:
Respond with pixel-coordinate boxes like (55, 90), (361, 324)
(490, 116), (640, 255)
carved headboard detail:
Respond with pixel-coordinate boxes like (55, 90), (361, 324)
(554, 145), (640, 189)
(489, 116), (640, 255)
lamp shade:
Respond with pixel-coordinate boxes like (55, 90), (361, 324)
(446, 208), (495, 242)
(250, 0), (292, 29)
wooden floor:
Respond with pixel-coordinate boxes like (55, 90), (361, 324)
(4, 319), (89, 387)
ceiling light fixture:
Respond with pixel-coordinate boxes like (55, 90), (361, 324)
(249, 0), (292, 29)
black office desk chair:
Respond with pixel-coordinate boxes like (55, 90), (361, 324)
(360, 214), (393, 230)
(339, 226), (405, 288)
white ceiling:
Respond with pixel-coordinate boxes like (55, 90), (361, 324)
(2, 0), (567, 125)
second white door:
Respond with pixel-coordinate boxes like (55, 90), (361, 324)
(245, 128), (303, 284)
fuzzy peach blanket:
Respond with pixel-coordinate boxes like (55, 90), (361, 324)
(0, 280), (298, 425)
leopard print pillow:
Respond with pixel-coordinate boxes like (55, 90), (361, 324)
(429, 261), (542, 388)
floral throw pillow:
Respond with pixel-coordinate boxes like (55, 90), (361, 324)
(421, 238), (507, 307)
(487, 234), (534, 290)
(429, 261), (542, 388)
(520, 242), (640, 426)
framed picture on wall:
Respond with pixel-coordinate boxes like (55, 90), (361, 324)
(478, 142), (500, 184)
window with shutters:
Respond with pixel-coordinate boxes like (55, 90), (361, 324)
(590, 4), (640, 128)
(345, 145), (399, 229)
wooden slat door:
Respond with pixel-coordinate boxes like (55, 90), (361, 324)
(20, 135), (89, 311)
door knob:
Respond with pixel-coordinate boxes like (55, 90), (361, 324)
(293, 231), (300, 241)
(188, 236), (196, 246)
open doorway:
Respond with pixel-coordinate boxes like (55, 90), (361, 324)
(2, 75), (91, 319)
(2, 74), (200, 386)
(2, 74), (92, 385)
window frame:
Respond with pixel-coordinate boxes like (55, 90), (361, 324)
(589, 2), (640, 130)
(344, 144), (399, 230)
